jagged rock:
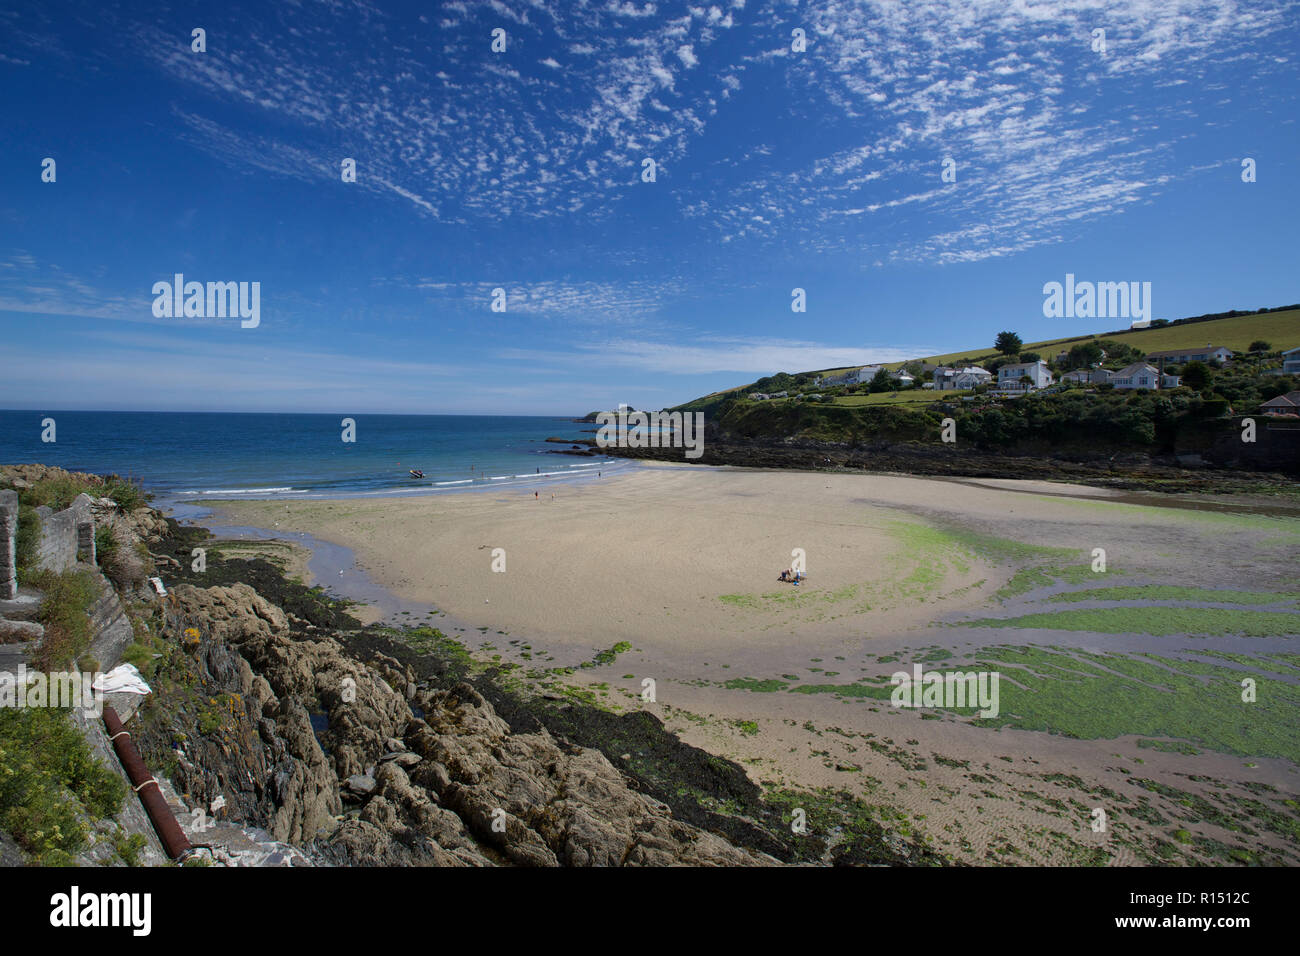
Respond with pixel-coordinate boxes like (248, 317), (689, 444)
(345, 774), (378, 797)
(155, 582), (776, 867)
(0, 464), (106, 488)
(123, 507), (170, 546)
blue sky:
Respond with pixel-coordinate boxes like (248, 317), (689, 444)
(1, 0), (1297, 415)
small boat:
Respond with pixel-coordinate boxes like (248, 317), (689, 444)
(409, 469), (424, 479)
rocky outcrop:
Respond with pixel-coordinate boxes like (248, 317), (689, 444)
(154, 582), (775, 866)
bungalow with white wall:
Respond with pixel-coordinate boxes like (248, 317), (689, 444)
(1282, 346), (1300, 376)
(1145, 345), (1233, 365)
(1061, 366), (1116, 385)
(1111, 362), (1162, 390)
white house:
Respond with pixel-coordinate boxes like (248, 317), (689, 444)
(1111, 362), (1162, 390)
(953, 367), (991, 389)
(1061, 366), (1114, 385)
(817, 365), (879, 387)
(997, 360), (1054, 390)
(1282, 346), (1300, 376)
(933, 366), (992, 391)
(1145, 345), (1233, 365)
(749, 393), (771, 401)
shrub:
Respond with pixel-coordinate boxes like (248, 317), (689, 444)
(96, 524), (145, 592)
(14, 505), (40, 584)
(104, 478), (149, 512)
(94, 524), (117, 564)
(28, 569), (100, 671)
(0, 708), (126, 864)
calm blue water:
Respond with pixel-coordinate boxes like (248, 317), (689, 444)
(0, 410), (625, 507)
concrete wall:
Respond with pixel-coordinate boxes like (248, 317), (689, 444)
(31, 494), (96, 574)
(0, 491), (97, 597)
(0, 490), (16, 600)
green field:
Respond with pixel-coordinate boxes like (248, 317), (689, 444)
(905, 309), (1300, 369)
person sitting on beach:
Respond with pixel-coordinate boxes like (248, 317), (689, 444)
(778, 569), (792, 582)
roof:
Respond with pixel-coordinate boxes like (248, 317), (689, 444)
(1145, 345), (1231, 358)
(1261, 391), (1300, 407)
(1113, 362), (1159, 377)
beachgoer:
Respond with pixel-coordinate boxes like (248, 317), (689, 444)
(534, 491), (538, 499)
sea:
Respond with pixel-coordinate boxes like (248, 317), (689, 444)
(0, 410), (628, 511)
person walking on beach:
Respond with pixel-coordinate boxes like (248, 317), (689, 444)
(534, 491), (538, 499)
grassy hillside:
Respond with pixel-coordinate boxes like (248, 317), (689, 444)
(907, 308), (1300, 368)
(670, 308), (1299, 414)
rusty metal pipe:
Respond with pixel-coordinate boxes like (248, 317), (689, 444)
(103, 705), (192, 860)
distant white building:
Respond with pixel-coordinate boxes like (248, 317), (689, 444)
(1145, 345), (1233, 365)
(1282, 346), (1300, 376)
(1111, 362), (1162, 390)
(749, 393), (771, 401)
(1061, 366), (1113, 385)
(997, 360), (1054, 390)
(934, 366), (992, 391)
(817, 365), (888, 387)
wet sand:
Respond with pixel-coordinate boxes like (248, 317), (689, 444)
(208, 464), (1300, 865)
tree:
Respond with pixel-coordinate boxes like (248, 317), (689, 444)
(995, 331), (1023, 355)
(1019, 351), (1041, 363)
(869, 368), (892, 393)
(1249, 340), (1271, 353)
(1066, 341), (1104, 369)
(1181, 360), (1211, 390)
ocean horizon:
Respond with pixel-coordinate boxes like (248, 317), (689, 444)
(0, 410), (627, 506)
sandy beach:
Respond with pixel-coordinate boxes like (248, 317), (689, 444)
(208, 463), (1300, 865)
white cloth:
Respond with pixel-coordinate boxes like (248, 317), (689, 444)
(92, 663), (152, 696)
